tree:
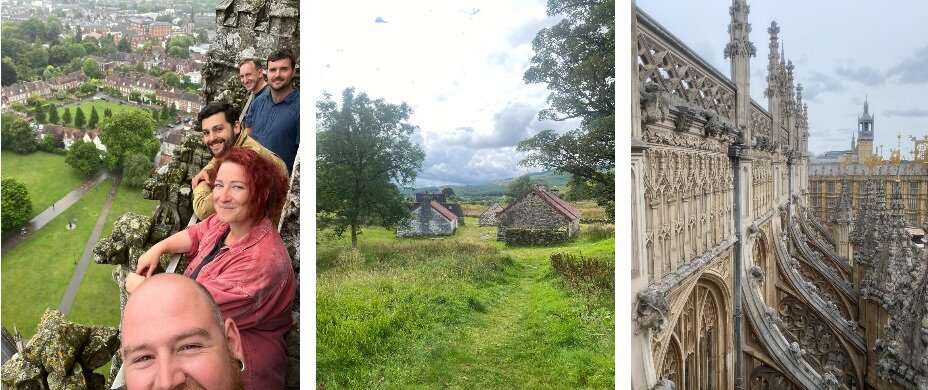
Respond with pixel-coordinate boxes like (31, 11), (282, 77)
(123, 153), (153, 187)
(81, 37), (100, 55)
(196, 29), (208, 44)
(160, 104), (171, 121)
(104, 107), (113, 118)
(166, 45), (188, 59)
(160, 71), (181, 88)
(316, 87), (425, 247)
(1, 178), (33, 232)
(88, 106), (100, 128)
(81, 58), (103, 79)
(33, 100), (46, 123)
(48, 104), (60, 124)
(1, 119), (38, 154)
(506, 174), (533, 200)
(1, 60), (17, 86)
(100, 34), (117, 54)
(117, 36), (131, 52)
(62, 107), (72, 125)
(66, 140), (103, 175)
(517, 0), (615, 221)
(441, 187), (457, 201)
(25, 47), (48, 69)
(98, 109), (159, 169)
(74, 107), (86, 128)
(38, 133), (58, 153)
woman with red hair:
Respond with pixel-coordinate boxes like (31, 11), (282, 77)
(127, 147), (294, 390)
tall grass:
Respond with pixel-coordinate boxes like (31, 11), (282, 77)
(550, 252), (614, 298)
(317, 239), (516, 387)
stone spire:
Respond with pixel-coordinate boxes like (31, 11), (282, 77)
(725, 0), (756, 135)
(834, 178), (853, 224)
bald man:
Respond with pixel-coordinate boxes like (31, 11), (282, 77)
(120, 274), (246, 390)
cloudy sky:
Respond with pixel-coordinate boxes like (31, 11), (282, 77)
(637, 0), (928, 158)
(309, 0), (578, 187)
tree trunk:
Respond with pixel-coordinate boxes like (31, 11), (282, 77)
(350, 224), (358, 248)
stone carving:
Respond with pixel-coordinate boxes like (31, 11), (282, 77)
(1, 310), (118, 390)
(636, 288), (670, 334)
(749, 364), (801, 390)
(651, 378), (676, 390)
(641, 82), (672, 125)
(818, 372), (841, 390)
(674, 105), (697, 132)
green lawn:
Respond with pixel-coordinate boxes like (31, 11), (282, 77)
(1, 181), (112, 339)
(317, 218), (615, 389)
(1, 151), (86, 221)
(69, 181), (158, 329)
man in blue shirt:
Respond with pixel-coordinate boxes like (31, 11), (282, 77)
(244, 48), (299, 174)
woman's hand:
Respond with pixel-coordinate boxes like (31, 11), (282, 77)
(136, 245), (163, 277)
(125, 273), (146, 294)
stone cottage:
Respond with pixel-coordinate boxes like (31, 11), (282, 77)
(478, 202), (505, 226)
(496, 184), (580, 245)
(414, 192), (464, 225)
(397, 197), (458, 237)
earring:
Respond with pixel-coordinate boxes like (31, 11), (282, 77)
(239, 359), (246, 372)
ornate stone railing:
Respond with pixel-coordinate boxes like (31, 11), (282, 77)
(637, 9), (737, 122)
(791, 219), (856, 301)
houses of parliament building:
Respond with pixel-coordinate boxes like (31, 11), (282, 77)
(631, 1), (928, 389)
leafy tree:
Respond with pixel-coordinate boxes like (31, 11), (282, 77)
(65, 140), (103, 175)
(74, 107), (86, 129)
(81, 37), (100, 55)
(441, 187), (456, 201)
(123, 153), (154, 187)
(1, 119), (38, 154)
(25, 47), (48, 69)
(88, 106), (100, 128)
(117, 36), (131, 52)
(166, 45), (188, 59)
(100, 34), (117, 54)
(33, 100), (46, 123)
(517, 0), (615, 221)
(1, 178), (33, 231)
(15, 63), (36, 82)
(160, 104), (171, 121)
(506, 174), (533, 200)
(155, 14), (173, 23)
(196, 29), (208, 44)
(1, 60), (17, 86)
(98, 109), (159, 169)
(160, 71), (181, 88)
(64, 43), (87, 61)
(48, 104), (60, 124)
(104, 107), (113, 118)
(62, 107), (72, 125)
(38, 133), (58, 153)
(169, 103), (177, 117)
(81, 58), (103, 79)
(74, 25), (82, 42)
(129, 91), (141, 102)
(317, 87), (426, 247)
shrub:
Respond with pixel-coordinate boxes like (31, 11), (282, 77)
(550, 252), (614, 297)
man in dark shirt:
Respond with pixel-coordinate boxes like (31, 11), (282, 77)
(238, 58), (269, 126)
(244, 48), (299, 174)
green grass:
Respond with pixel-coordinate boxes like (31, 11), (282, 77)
(54, 101), (140, 128)
(1, 181), (112, 340)
(1, 150), (86, 221)
(69, 181), (158, 329)
(316, 217), (615, 389)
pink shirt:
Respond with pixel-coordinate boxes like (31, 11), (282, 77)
(184, 214), (295, 390)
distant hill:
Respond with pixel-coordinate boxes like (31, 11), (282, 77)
(405, 172), (572, 201)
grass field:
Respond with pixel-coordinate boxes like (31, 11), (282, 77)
(317, 217), (615, 389)
(1, 151), (87, 221)
(1, 182), (112, 339)
(460, 200), (609, 222)
(69, 181), (158, 328)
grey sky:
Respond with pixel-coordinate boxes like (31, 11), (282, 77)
(637, 0), (928, 158)
(310, 0), (575, 187)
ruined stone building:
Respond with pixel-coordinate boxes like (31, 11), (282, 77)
(396, 194), (459, 238)
(496, 183), (580, 245)
(631, 1), (927, 389)
(808, 104), (928, 228)
(479, 202), (505, 227)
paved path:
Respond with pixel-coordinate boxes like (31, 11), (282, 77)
(58, 174), (121, 315)
(1, 170), (113, 256)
